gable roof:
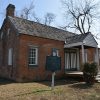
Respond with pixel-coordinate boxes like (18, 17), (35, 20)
(65, 33), (89, 44)
(65, 32), (98, 48)
(8, 16), (75, 41)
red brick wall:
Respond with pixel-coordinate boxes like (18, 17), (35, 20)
(0, 19), (19, 80)
(79, 47), (96, 70)
(87, 48), (95, 62)
(16, 34), (65, 82)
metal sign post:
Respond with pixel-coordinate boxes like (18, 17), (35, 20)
(51, 72), (55, 90)
(45, 55), (61, 90)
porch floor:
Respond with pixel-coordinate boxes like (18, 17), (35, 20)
(65, 71), (83, 77)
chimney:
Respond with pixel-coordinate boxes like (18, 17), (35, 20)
(6, 4), (15, 17)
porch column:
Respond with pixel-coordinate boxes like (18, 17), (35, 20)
(96, 47), (99, 69)
(77, 48), (80, 70)
(81, 43), (85, 64)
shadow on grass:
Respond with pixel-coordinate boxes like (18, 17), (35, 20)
(0, 77), (83, 88)
(39, 78), (81, 87)
(0, 77), (82, 86)
(40, 98), (48, 100)
(69, 82), (93, 89)
(0, 77), (15, 85)
(15, 89), (51, 97)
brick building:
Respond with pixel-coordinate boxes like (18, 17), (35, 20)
(0, 4), (99, 82)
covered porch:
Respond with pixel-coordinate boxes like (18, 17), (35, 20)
(64, 33), (99, 75)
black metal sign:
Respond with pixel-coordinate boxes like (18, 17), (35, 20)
(45, 56), (61, 72)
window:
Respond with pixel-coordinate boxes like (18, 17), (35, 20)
(8, 48), (13, 65)
(65, 49), (77, 71)
(52, 48), (59, 56)
(28, 46), (38, 66)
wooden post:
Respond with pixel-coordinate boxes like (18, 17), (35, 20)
(77, 48), (80, 70)
(81, 44), (85, 64)
(96, 47), (99, 70)
(51, 72), (55, 90)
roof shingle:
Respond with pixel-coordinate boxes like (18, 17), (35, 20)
(8, 16), (75, 41)
(65, 32), (89, 44)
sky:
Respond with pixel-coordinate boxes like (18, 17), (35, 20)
(0, 0), (100, 47)
(0, 0), (64, 26)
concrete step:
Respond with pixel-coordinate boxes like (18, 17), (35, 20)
(96, 79), (100, 82)
(96, 74), (100, 76)
(95, 73), (100, 82)
(96, 77), (100, 80)
(96, 75), (100, 78)
(98, 80), (100, 83)
(95, 79), (100, 82)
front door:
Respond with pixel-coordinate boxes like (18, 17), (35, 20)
(65, 49), (79, 71)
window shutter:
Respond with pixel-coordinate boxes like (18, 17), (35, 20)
(8, 48), (13, 65)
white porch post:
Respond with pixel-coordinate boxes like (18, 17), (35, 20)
(96, 47), (99, 70)
(77, 49), (80, 70)
(81, 43), (85, 64)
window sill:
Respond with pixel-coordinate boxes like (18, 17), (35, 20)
(8, 65), (12, 67)
(28, 65), (38, 68)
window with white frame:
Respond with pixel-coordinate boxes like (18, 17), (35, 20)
(8, 48), (13, 65)
(28, 46), (38, 66)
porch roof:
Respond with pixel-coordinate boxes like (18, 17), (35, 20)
(64, 32), (98, 48)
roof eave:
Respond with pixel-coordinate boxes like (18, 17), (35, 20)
(64, 42), (83, 48)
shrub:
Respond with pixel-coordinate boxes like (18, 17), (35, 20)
(83, 62), (98, 85)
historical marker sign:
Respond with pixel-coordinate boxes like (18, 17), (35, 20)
(45, 55), (61, 90)
(45, 56), (61, 72)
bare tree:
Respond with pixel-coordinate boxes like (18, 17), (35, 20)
(44, 13), (56, 25)
(20, 1), (34, 19)
(61, 0), (100, 34)
(19, 1), (56, 26)
(32, 13), (41, 23)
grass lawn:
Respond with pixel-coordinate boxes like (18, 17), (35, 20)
(0, 78), (100, 100)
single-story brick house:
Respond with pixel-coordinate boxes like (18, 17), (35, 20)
(0, 4), (99, 82)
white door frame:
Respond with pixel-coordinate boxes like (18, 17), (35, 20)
(65, 48), (80, 71)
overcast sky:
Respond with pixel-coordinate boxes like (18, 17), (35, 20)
(0, 0), (100, 47)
